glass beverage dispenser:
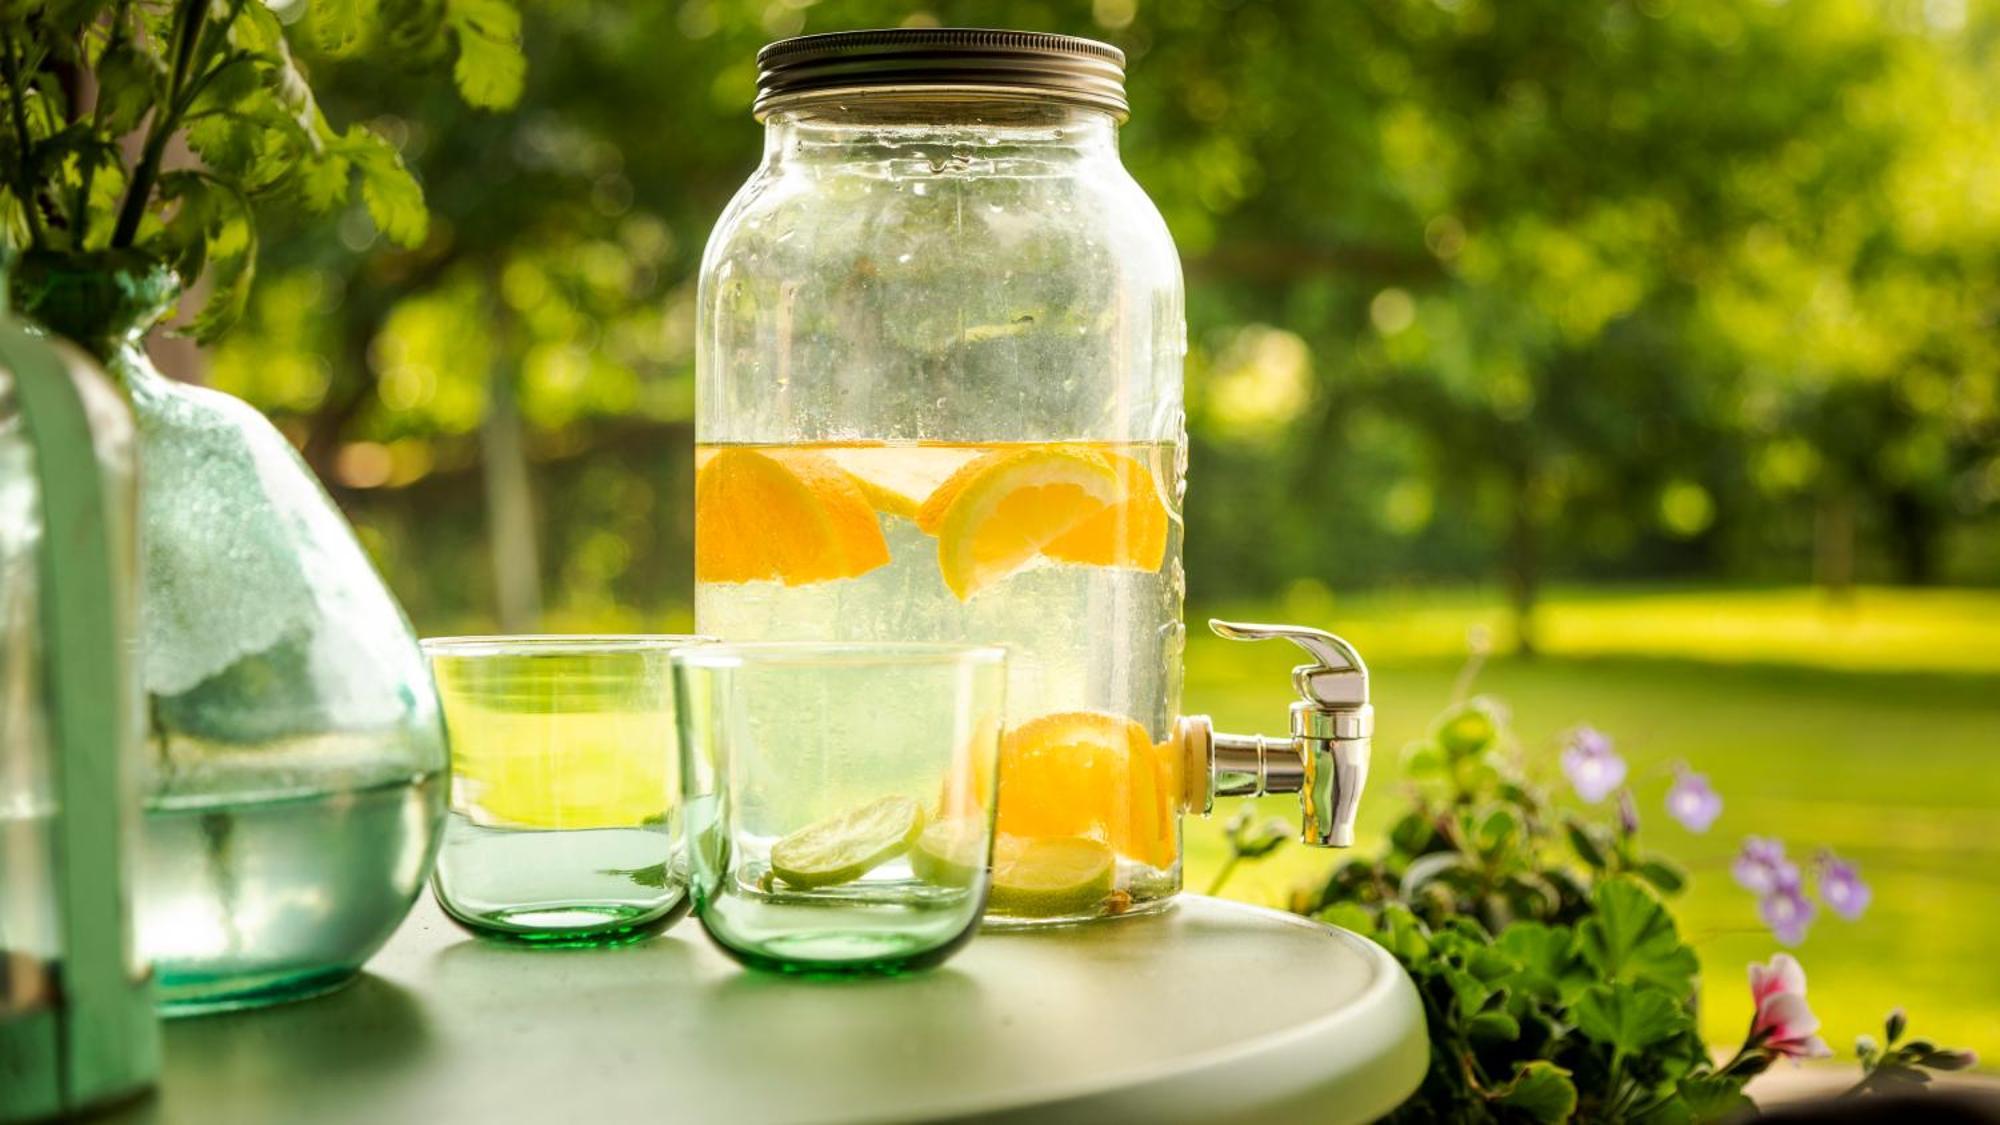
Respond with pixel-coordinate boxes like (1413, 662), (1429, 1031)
(696, 30), (1373, 923)
(0, 301), (157, 1119)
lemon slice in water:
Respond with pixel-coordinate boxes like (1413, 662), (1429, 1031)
(989, 836), (1116, 917)
(770, 795), (925, 889)
(910, 817), (989, 888)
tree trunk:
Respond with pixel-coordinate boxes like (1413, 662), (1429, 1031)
(1813, 488), (1856, 603)
(300, 315), (381, 482)
(1886, 490), (1938, 586)
(1505, 465), (1540, 658)
(481, 359), (541, 632)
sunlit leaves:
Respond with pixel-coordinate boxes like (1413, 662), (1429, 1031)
(293, 149), (351, 214)
(342, 127), (427, 247)
(1496, 1061), (1579, 1124)
(154, 170), (256, 341)
(1, 0), (513, 342)
(447, 0), (525, 109)
(91, 39), (161, 136)
(306, 0), (524, 110)
(1494, 922), (1589, 1004)
(1673, 1074), (1757, 1124)
(1577, 878), (1700, 993)
(309, 0), (373, 56)
(1574, 984), (1693, 1058)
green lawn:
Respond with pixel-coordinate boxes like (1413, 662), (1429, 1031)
(1180, 586), (2000, 1063)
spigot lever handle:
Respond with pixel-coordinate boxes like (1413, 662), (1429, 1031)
(1209, 619), (1368, 708)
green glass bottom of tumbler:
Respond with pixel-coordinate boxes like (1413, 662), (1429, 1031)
(440, 895), (689, 948)
(698, 890), (981, 977)
(709, 926), (979, 977)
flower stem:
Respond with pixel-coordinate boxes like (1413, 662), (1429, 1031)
(1449, 643), (1487, 705)
(1716, 1046), (1754, 1075)
(109, 0), (208, 248)
(1716, 1030), (1774, 1078)
(70, 0), (132, 249)
(1206, 853), (1242, 896)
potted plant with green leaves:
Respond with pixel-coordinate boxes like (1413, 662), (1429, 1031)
(1216, 654), (1979, 1122)
(0, 0), (522, 1014)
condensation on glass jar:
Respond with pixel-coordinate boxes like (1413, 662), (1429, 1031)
(695, 30), (1187, 924)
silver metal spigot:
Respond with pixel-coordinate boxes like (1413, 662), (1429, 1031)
(1174, 619), (1373, 847)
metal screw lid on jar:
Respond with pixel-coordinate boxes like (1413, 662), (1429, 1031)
(753, 28), (1129, 121)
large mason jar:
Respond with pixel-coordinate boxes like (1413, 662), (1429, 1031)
(696, 30), (1186, 924)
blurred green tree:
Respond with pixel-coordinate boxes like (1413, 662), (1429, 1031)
(1138, 0), (1999, 648)
(200, 0), (1999, 636)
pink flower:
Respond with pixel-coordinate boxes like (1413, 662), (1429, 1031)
(1749, 951), (1806, 1005)
(1747, 953), (1832, 1059)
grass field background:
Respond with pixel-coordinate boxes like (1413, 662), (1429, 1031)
(1178, 585), (2000, 1063)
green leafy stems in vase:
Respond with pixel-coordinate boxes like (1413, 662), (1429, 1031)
(1213, 650), (1976, 1123)
(1, 0), (522, 338)
(2, 1), (525, 1015)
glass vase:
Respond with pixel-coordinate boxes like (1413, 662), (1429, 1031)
(14, 252), (446, 1016)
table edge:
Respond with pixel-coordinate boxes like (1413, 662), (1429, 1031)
(928, 896), (1430, 1124)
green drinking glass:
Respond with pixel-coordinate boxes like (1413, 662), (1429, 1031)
(672, 643), (1006, 975)
(425, 636), (706, 946)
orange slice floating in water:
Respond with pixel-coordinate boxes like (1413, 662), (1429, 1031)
(996, 710), (1177, 870)
(917, 447), (1121, 600)
(694, 447), (890, 585)
(1044, 453), (1170, 572)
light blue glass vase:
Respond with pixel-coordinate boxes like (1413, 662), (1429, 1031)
(15, 253), (446, 1016)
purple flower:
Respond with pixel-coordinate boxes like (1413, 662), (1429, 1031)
(1665, 766), (1722, 833)
(1817, 851), (1871, 921)
(1759, 884), (1818, 946)
(1733, 836), (1801, 896)
(1570, 725), (1612, 757)
(1561, 726), (1626, 804)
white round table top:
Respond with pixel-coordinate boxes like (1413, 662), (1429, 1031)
(119, 894), (1428, 1124)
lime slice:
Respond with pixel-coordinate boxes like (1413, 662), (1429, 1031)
(770, 795), (924, 889)
(910, 817), (989, 887)
(989, 836), (1116, 917)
